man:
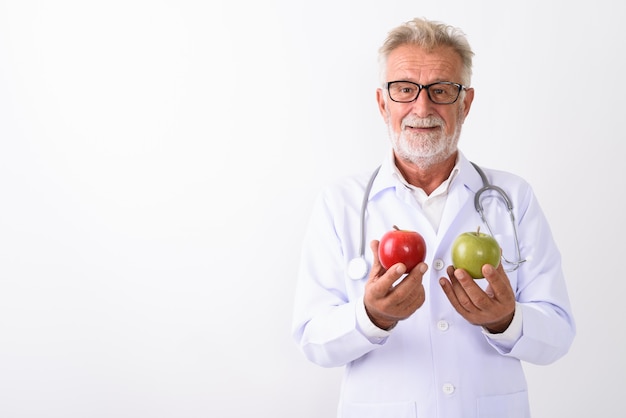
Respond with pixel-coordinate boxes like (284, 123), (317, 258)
(292, 18), (575, 418)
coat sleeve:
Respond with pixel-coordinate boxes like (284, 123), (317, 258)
(291, 188), (386, 368)
(485, 177), (576, 365)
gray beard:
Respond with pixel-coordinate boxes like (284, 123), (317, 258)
(388, 125), (461, 170)
(387, 111), (464, 170)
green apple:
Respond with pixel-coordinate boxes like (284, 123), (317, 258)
(451, 227), (501, 279)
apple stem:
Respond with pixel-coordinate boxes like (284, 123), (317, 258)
(393, 225), (400, 231)
(476, 226), (481, 234)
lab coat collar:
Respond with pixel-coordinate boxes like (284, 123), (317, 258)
(455, 154), (488, 194)
(368, 150), (485, 202)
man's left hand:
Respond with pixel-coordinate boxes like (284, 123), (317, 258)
(439, 263), (515, 333)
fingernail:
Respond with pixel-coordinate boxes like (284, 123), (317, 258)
(395, 264), (406, 274)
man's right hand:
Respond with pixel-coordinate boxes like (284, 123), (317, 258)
(363, 240), (427, 330)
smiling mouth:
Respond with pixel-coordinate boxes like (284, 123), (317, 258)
(402, 116), (444, 132)
(405, 124), (439, 131)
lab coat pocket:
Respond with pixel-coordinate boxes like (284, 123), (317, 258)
(477, 390), (530, 418)
(340, 401), (417, 418)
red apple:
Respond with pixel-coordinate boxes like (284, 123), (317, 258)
(451, 226), (501, 279)
(378, 225), (426, 271)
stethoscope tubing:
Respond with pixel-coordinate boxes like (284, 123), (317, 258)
(348, 162), (525, 280)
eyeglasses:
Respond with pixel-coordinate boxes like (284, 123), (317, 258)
(386, 81), (467, 104)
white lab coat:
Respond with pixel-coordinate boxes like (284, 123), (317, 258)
(292, 152), (575, 418)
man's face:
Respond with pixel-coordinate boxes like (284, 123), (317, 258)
(376, 44), (474, 168)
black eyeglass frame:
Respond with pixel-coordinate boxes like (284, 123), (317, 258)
(385, 81), (468, 104)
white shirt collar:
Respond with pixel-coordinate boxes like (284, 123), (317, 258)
(388, 150), (461, 231)
(389, 150), (461, 199)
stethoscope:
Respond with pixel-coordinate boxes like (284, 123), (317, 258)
(346, 163), (527, 280)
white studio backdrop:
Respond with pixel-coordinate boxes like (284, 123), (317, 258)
(0, 1), (624, 417)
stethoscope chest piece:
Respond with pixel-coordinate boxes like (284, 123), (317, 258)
(347, 257), (369, 280)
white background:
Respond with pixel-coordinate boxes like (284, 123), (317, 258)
(1, 1), (624, 417)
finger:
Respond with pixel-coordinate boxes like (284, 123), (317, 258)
(442, 265), (464, 291)
(440, 278), (471, 314)
(392, 262), (427, 292)
(439, 274), (458, 305)
(370, 240), (382, 269)
(367, 240), (386, 281)
(447, 265), (479, 291)
(366, 242), (407, 297)
(440, 266), (473, 313)
(454, 266), (502, 311)
(482, 263), (514, 299)
(452, 267), (485, 310)
(371, 263), (406, 293)
(446, 265), (456, 280)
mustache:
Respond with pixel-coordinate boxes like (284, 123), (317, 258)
(401, 115), (445, 129)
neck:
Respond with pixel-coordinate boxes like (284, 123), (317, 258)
(394, 152), (457, 195)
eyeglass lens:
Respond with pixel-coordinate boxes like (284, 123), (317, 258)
(388, 81), (461, 104)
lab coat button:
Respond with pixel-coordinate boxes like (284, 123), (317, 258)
(442, 383), (455, 395)
(437, 320), (449, 331)
(433, 258), (445, 271)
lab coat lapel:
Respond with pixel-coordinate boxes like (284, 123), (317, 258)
(437, 182), (472, 240)
(436, 157), (484, 245)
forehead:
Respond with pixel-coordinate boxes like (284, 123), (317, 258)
(386, 44), (463, 82)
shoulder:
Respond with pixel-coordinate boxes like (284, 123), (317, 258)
(316, 168), (377, 204)
(481, 165), (530, 187)
(471, 164), (538, 211)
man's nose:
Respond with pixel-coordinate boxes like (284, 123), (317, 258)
(411, 88), (435, 117)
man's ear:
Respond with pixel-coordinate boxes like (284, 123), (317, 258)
(461, 87), (475, 120)
(376, 88), (389, 124)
